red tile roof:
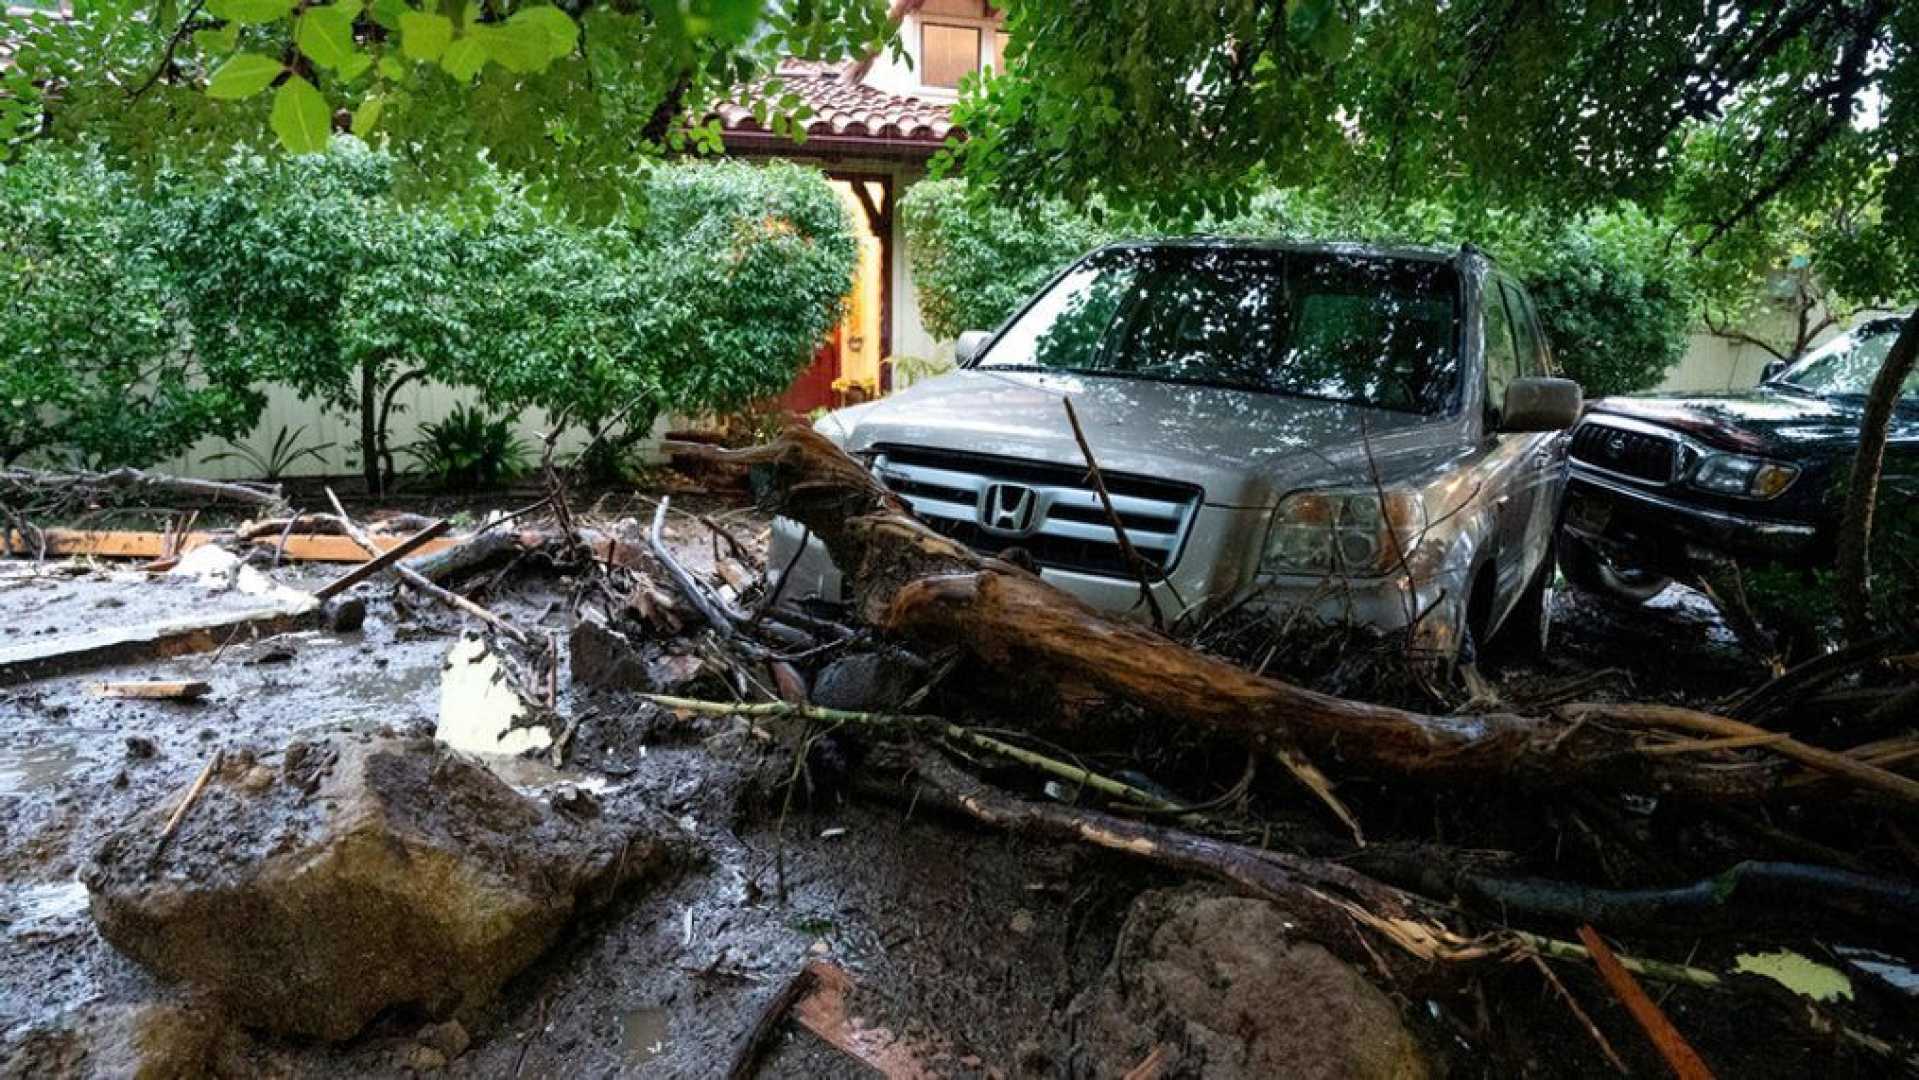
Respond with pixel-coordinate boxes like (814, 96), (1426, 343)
(713, 59), (955, 159)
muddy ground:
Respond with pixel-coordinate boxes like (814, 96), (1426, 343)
(0, 490), (1908, 1077)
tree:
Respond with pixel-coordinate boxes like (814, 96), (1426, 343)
(159, 140), (475, 494)
(3, 0), (892, 203)
(459, 159), (857, 478)
(0, 148), (264, 468)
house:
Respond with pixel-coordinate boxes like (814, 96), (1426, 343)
(713, 0), (1004, 411)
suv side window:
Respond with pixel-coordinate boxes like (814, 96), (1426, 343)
(1483, 279), (1521, 423)
(1500, 280), (1546, 378)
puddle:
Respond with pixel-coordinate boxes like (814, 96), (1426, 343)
(621, 1007), (669, 1063)
(4, 880), (88, 939)
(435, 635), (552, 756)
(0, 743), (81, 795)
(1833, 946), (1919, 998)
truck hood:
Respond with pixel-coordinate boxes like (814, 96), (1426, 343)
(1590, 387), (1919, 456)
(827, 369), (1446, 507)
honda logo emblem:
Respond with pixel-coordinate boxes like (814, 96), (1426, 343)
(979, 483), (1040, 536)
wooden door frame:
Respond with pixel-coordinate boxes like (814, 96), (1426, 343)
(827, 171), (896, 382)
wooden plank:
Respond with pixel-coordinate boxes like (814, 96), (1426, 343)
(1577, 925), (1716, 1080)
(92, 680), (213, 701)
(312, 520), (452, 600)
(0, 600), (318, 686)
(5, 529), (462, 564)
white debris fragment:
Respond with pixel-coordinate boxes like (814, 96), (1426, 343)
(435, 634), (552, 757)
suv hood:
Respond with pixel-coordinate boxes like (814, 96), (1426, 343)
(828, 368), (1443, 507)
(1591, 387), (1919, 456)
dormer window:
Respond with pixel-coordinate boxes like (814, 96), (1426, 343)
(917, 0), (1006, 90)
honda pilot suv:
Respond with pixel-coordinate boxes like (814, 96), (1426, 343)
(770, 240), (1583, 660)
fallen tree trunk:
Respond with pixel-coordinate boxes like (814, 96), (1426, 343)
(0, 467), (284, 510)
(678, 427), (1919, 803)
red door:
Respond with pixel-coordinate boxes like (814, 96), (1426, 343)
(779, 337), (842, 414)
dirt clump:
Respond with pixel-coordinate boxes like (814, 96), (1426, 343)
(82, 734), (677, 1040)
(1069, 887), (1429, 1080)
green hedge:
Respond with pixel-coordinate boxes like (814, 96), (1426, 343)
(901, 181), (1694, 398)
(0, 146), (856, 475)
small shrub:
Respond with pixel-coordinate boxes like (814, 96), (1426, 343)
(403, 405), (528, 491)
(202, 425), (336, 481)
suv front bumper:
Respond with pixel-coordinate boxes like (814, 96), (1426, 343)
(1563, 468), (1820, 568)
(767, 514), (1471, 658)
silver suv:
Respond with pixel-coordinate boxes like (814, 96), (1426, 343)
(771, 240), (1582, 660)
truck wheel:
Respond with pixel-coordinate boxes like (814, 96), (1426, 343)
(1558, 529), (1669, 605)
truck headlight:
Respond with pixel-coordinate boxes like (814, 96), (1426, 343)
(1261, 489), (1426, 577)
(1688, 454), (1798, 499)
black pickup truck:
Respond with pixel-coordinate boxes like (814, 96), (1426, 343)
(1557, 315), (1918, 602)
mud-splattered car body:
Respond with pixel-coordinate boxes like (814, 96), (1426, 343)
(771, 240), (1582, 658)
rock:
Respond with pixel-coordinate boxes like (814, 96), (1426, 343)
(1069, 888), (1428, 1080)
(569, 611), (651, 691)
(811, 650), (927, 712)
(124, 736), (157, 759)
(402, 1044), (448, 1073)
(83, 735), (671, 1040)
(416, 1019), (471, 1060)
(321, 596), (367, 633)
(1, 1002), (224, 1080)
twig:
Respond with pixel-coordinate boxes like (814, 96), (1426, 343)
(1577, 925), (1717, 1080)
(1531, 953), (1630, 1075)
(649, 497), (739, 638)
(326, 489), (532, 647)
(312, 519), (451, 600)
(1063, 397), (1166, 631)
(158, 750), (222, 847)
(1273, 745), (1364, 846)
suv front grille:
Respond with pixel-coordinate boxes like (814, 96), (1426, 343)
(869, 444), (1202, 578)
(1571, 421), (1677, 484)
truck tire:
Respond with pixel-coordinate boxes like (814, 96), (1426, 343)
(1558, 529), (1669, 605)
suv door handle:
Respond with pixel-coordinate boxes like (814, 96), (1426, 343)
(1493, 494), (1512, 508)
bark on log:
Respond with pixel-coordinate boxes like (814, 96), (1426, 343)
(1, 467), (284, 510)
(677, 428), (1919, 803)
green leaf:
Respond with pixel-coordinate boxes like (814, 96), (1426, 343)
(369, 0), (408, 31)
(209, 0), (296, 26)
(507, 5), (578, 64)
(378, 55), (406, 80)
(439, 35), (486, 81)
(399, 11), (453, 62)
(338, 50), (373, 81)
(270, 75), (332, 154)
(472, 24), (545, 74)
(193, 23), (240, 54)
(351, 95), (383, 136)
(206, 53), (284, 99)
(296, 5), (357, 70)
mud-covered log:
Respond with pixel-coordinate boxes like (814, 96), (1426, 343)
(677, 427), (1919, 803)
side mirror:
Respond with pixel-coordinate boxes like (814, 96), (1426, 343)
(1500, 377), (1583, 432)
(954, 329), (992, 367)
(1760, 357), (1789, 383)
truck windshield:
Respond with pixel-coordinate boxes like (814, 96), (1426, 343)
(974, 247), (1464, 414)
(1776, 321), (1919, 401)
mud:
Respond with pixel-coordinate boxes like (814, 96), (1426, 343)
(0, 494), (1905, 1077)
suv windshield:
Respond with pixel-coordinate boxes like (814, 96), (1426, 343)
(974, 246), (1464, 414)
(1777, 320), (1919, 401)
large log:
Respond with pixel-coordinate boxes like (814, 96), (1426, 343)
(680, 427), (1918, 803)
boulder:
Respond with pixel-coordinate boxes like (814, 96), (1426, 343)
(0, 1003), (226, 1080)
(83, 735), (671, 1040)
(1069, 888), (1428, 1080)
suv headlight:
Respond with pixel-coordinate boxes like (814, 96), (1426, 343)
(1688, 454), (1798, 499)
(1262, 489), (1426, 576)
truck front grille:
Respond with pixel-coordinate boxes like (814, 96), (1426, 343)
(869, 445), (1202, 578)
(1570, 421), (1678, 485)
